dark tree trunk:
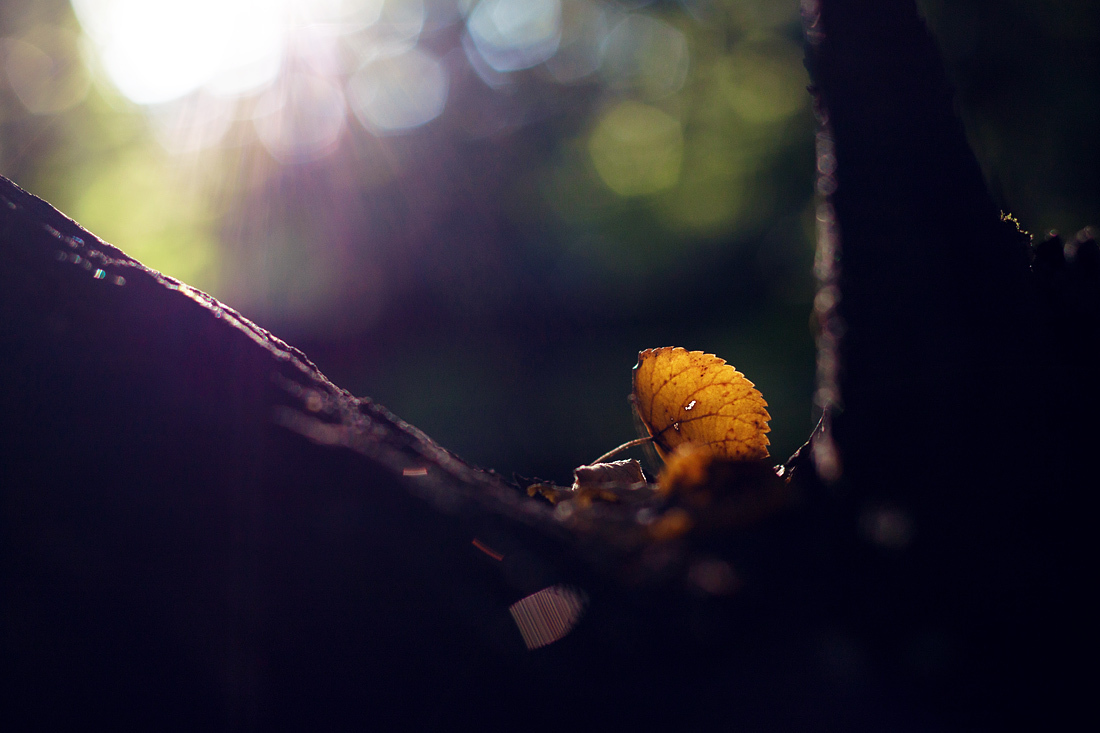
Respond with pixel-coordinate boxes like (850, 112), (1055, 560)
(805, 0), (1096, 725)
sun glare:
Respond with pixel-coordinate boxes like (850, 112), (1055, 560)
(68, 0), (769, 169)
(71, 0), (445, 157)
(73, 0), (283, 104)
(0, 0), (820, 358)
(56, 0), (811, 266)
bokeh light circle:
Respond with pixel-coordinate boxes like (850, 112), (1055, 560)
(599, 14), (689, 99)
(467, 0), (562, 72)
(588, 101), (683, 196)
(347, 47), (448, 132)
(3, 26), (91, 114)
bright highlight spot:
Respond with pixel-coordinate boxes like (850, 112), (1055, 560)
(73, 0), (283, 104)
(467, 0), (562, 72)
(588, 101), (683, 196)
(72, 0), (444, 153)
(202, 8), (284, 97)
(71, 0), (399, 107)
(347, 47), (447, 131)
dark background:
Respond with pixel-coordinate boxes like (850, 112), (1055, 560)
(2, 0), (1096, 484)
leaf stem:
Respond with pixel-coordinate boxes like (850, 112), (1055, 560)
(590, 436), (653, 465)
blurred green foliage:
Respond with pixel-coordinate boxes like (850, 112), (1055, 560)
(1, 0), (1096, 482)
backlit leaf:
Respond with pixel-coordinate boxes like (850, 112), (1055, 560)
(632, 347), (770, 462)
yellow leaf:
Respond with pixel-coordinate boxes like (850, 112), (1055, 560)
(632, 347), (770, 462)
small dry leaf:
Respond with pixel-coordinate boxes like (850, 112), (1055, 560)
(573, 459), (646, 493)
(526, 459), (649, 507)
(632, 347), (770, 462)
